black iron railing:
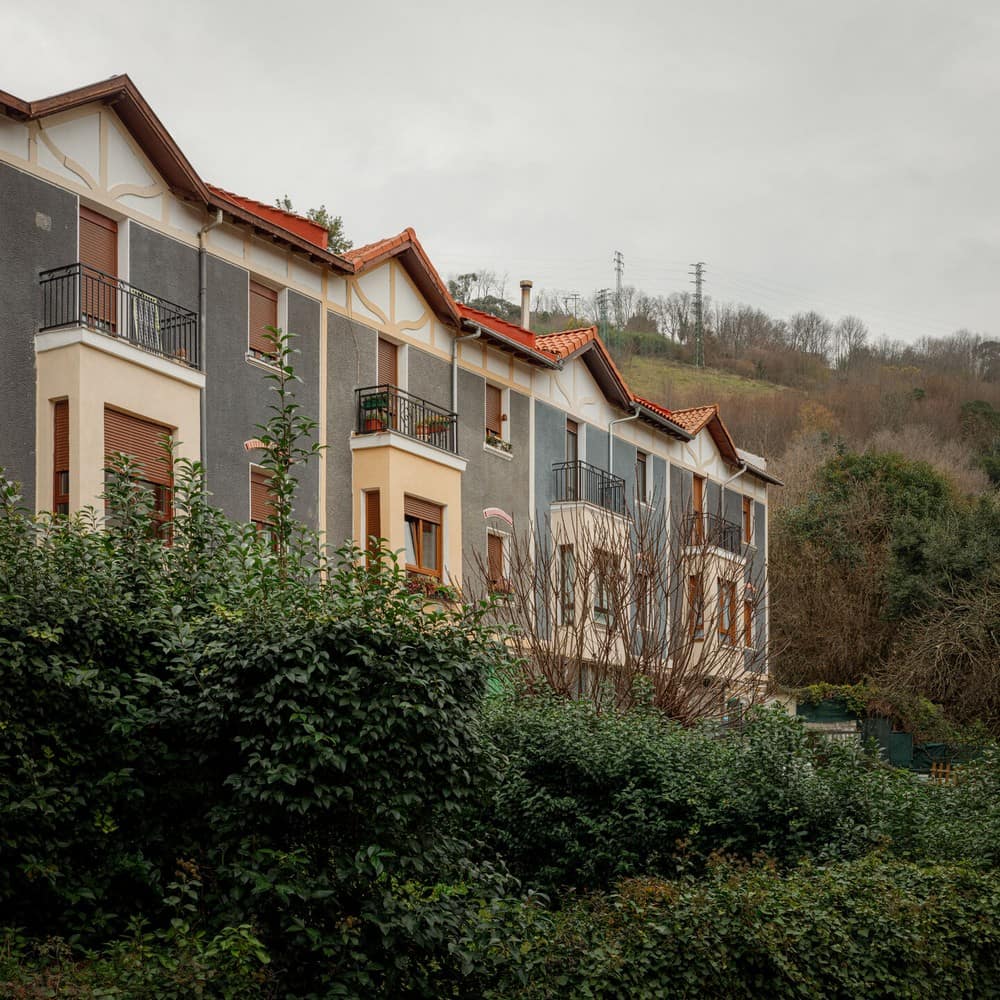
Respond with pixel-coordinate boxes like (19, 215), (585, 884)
(39, 263), (201, 370)
(355, 384), (458, 454)
(684, 512), (742, 554)
(552, 460), (626, 515)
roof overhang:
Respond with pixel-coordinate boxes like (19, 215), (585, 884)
(632, 400), (693, 441)
(460, 317), (561, 368)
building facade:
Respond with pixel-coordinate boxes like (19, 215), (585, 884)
(0, 76), (780, 700)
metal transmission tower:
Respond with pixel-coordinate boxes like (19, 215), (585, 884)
(562, 292), (582, 319)
(596, 288), (611, 339)
(689, 261), (706, 367)
(613, 250), (625, 328)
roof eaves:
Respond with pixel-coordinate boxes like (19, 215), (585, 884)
(461, 317), (562, 369)
(633, 399), (693, 440)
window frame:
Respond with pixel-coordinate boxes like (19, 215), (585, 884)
(248, 279), (281, 363)
(717, 578), (737, 645)
(593, 549), (615, 628)
(743, 597), (754, 648)
(689, 574), (705, 640)
(487, 529), (510, 593)
(404, 496), (443, 581)
(558, 543), (576, 626)
(742, 495), (753, 545)
(636, 450), (648, 504)
(484, 382), (510, 450)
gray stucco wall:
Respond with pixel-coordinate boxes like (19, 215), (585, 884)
(326, 311), (376, 546)
(0, 163), (77, 504)
(533, 400), (567, 517)
(203, 256), (320, 527)
(128, 222), (198, 315)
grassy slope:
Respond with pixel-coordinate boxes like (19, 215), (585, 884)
(619, 355), (791, 405)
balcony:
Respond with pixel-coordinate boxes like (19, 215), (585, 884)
(553, 460), (626, 515)
(355, 384), (458, 455)
(684, 512), (742, 555)
(39, 263), (201, 370)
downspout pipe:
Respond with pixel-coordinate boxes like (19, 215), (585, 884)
(452, 326), (481, 411)
(197, 209), (224, 471)
(719, 460), (749, 514)
(608, 407), (641, 474)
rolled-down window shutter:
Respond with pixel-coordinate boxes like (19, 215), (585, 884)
(250, 467), (277, 525)
(404, 495), (441, 524)
(104, 407), (172, 486)
(79, 207), (117, 277)
(249, 281), (278, 357)
(365, 489), (381, 550)
(377, 338), (398, 387)
(488, 533), (504, 583)
(53, 400), (69, 512)
(485, 385), (502, 436)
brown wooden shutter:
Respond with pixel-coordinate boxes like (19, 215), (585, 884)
(743, 496), (753, 543)
(404, 494), (441, 524)
(250, 467), (277, 525)
(53, 399), (69, 512)
(692, 474), (704, 514)
(377, 338), (398, 386)
(249, 281), (278, 357)
(488, 533), (504, 584)
(365, 489), (381, 556)
(485, 384), (503, 436)
(79, 207), (117, 276)
(104, 407), (172, 486)
(80, 207), (117, 330)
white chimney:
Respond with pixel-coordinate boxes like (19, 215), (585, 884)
(520, 279), (533, 330)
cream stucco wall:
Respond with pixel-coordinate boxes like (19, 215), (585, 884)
(35, 333), (201, 514)
(351, 437), (465, 585)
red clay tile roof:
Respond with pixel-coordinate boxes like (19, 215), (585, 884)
(207, 186), (329, 250)
(534, 326), (599, 357)
(668, 405), (719, 434)
(632, 394), (673, 420)
(343, 229), (417, 266)
(459, 304), (546, 350)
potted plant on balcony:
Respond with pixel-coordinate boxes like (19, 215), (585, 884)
(485, 430), (512, 453)
(362, 392), (390, 432)
(415, 413), (451, 440)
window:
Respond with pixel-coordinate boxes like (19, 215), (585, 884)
(593, 550), (615, 627)
(559, 544), (575, 625)
(743, 598), (754, 648)
(566, 418), (579, 462)
(485, 383), (508, 450)
(636, 555), (655, 642)
(691, 474), (705, 542)
(53, 399), (69, 515)
(364, 489), (381, 566)
(688, 574), (705, 639)
(377, 337), (398, 387)
(404, 495), (442, 580)
(79, 206), (118, 331)
(743, 496), (753, 545)
(718, 579), (737, 645)
(487, 532), (509, 593)
(249, 280), (278, 360)
(636, 450), (648, 503)
(250, 466), (277, 532)
(104, 407), (173, 536)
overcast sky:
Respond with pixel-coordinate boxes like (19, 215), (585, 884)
(8, 0), (999, 342)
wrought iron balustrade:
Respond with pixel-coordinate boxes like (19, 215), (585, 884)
(684, 512), (742, 554)
(39, 263), (201, 370)
(552, 459), (626, 515)
(355, 384), (458, 454)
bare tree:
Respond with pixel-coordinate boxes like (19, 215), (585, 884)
(469, 488), (768, 722)
(833, 315), (869, 370)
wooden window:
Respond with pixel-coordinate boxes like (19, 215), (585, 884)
(487, 532), (509, 593)
(691, 474), (705, 543)
(566, 418), (579, 463)
(404, 495), (442, 580)
(79, 206), (117, 331)
(742, 495), (753, 544)
(104, 407), (173, 535)
(250, 466), (277, 531)
(688, 574), (704, 639)
(636, 450), (648, 503)
(559, 544), (575, 625)
(636, 560), (653, 639)
(743, 598), (754, 648)
(249, 281), (279, 360)
(593, 549), (615, 627)
(364, 489), (381, 564)
(485, 384), (503, 438)
(53, 399), (69, 515)
(377, 337), (398, 387)
(718, 579), (737, 645)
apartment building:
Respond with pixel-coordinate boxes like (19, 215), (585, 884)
(0, 75), (780, 688)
